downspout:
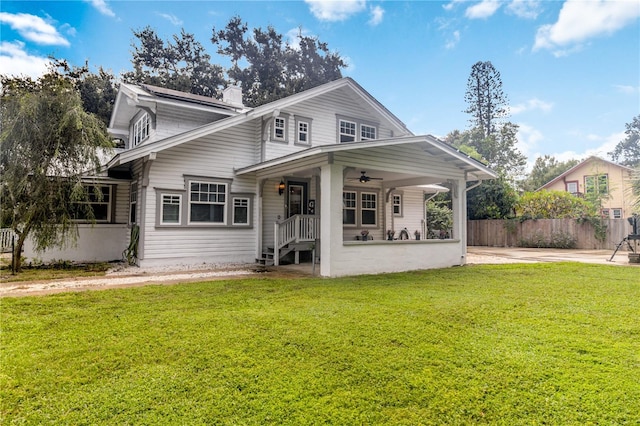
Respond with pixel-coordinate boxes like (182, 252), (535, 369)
(465, 180), (484, 193)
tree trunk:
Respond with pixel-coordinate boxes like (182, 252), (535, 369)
(12, 230), (28, 273)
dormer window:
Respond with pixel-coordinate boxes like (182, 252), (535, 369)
(294, 115), (312, 146)
(133, 113), (150, 147)
(339, 119), (357, 143)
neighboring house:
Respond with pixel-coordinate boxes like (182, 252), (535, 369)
(24, 78), (495, 277)
(539, 156), (636, 219)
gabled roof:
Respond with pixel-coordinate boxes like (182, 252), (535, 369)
(107, 77), (413, 168)
(539, 155), (634, 190)
(108, 83), (241, 137)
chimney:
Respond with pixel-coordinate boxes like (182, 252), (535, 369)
(223, 85), (243, 109)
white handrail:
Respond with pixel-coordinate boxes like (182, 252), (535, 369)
(273, 215), (319, 266)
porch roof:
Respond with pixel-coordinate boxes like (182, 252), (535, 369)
(234, 135), (497, 182)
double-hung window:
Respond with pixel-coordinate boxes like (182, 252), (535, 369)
(612, 208), (622, 219)
(161, 194), (181, 225)
(338, 116), (378, 143)
(343, 191), (357, 225)
(361, 192), (377, 226)
(339, 119), (357, 143)
(361, 124), (377, 141)
(189, 181), (227, 224)
(133, 113), (150, 146)
(392, 194), (402, 216)
(273, 117), (286, 141)
(72, 185), (111, 222)
(297, 120), (310, 144)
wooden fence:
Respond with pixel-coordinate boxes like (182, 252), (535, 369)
(467, 219), (631, 250)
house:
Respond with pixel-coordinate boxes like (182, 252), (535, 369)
(539, 156), (636, 219)
(24, 78), (496, 277)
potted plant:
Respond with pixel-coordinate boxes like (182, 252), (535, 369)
(360, 229), (370, 241)
(387, 230), (395, 241)
(414, 230), (421, 240)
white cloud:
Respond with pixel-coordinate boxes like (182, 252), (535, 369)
(85, 0), (116, 18)
(465, 0), (501, 19)
(534, 0), (640, 52)
(286, 27), (313, 50)
(305, 0), (367, 22)
(506, 0), (541, 19)
(368, 5), (384, 26)
(614, 84), (640, 95)
(549, 131), (626, 163)
(157, 12), (183, 26)
(445, 30), (461, 49)
(511, 98), (554, 115)
(516, 122), (544, 156)
(0, 12), (69, 46)
(0, 41), (52, 78)
(443, 0), (465, 12)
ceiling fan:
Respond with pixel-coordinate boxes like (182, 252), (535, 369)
(355, 171), (383, 183)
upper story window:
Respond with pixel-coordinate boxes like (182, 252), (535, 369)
(338, 116), (378, 143)
(273, 116), (287, 141)
(133, 113), (150, 147)
(585, 174), (608, 196)
(339, 119), (357, 143)
(612, 208), (622, 219)
(296, 119), (311, 145)
(566, 181), (578, 194)
(361, 124), (377, 141)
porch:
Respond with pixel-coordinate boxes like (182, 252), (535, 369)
(236, 136), (496, 277)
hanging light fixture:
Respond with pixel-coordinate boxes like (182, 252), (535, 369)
(278, 180), (286, 196)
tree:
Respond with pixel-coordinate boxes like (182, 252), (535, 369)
(0, 70), (113, 272)
(123, 26), (226, 97)
(516, 190), (597, 219)
(212, 17), (346, 107)
(632, 166), (640, 213)
(520, 155), (579, 192)
(608, 115), (640, 167)
(463, 61), (509, 138)
(54, 59), (118, 127)
(467, 177), (518, 220)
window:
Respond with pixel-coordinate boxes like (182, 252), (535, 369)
(133, 113), (150, 146)
(601, 208), (610, 218)
(273, 117), (286, 141)
(297, 121), (309, 144)
(585, 174), (608, 195)
(339, 119), (357, 143)
(392, 194), (402, 216)
(361, 124), (377, 141)
(612, 208), (622, 219)
(129, 183), (138, 224)
(343, 191), (357, 225)
(161, 194), (181, 225)
(72, 185), (111, 222)
(566, 181), (578, 194)
(361, 192), (377, 226)
(233, 197), (249, 225)
(189, 181), (227, 224)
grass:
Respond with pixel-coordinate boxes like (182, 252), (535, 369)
(1, 263), (639, 424)
(0, 258), (109, 283)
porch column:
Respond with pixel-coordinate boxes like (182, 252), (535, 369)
(320, 163), (344, 277)
(453, 177), (466, 265)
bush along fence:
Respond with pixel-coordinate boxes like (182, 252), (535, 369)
(467, 218), (631, 250)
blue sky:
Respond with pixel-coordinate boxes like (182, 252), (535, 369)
(1, 0), (639, 170)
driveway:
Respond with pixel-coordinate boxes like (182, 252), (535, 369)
(466, 246), (637, 266)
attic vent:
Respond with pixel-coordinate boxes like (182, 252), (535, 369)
(223, 85), (243, 108)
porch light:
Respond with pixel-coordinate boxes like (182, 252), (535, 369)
(278, 180), (286, 196)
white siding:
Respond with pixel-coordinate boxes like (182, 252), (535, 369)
(386, 188), (425, 239)
(263, 89), (408, 161)
(139, 121), (259, 265)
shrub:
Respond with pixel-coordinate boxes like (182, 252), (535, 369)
(518, 230), (577, 249)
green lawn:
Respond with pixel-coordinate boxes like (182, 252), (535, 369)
(1, 263), (639, 425)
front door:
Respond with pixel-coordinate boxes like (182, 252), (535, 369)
(287, 181), (308, 218)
